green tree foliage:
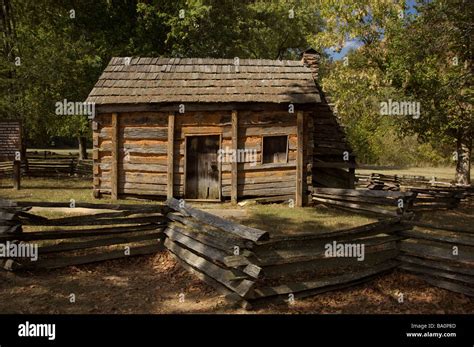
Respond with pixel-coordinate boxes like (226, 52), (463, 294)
(385, 0), (473, 183)
(313, 0), (472, 182)
(135, 0), (322, 59)
(1, 0), (322, 153)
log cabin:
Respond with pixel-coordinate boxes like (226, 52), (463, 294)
(86, 49), (355, 206)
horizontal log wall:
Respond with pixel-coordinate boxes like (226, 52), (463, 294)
(94, 112), (169, 197)
(222, 110), (302, 199)
(312, 104), (349, 156)
(310, 102), (355, 188)
(93, 109), (313, 200)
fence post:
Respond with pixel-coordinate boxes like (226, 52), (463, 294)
(12, 160), (21, 190)
(70, 158), (76, 176)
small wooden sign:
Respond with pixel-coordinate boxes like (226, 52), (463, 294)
(0, 121), (22, 161)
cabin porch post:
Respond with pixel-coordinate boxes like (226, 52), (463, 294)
(111, 112), (119, 200)
(231, 110), (238, 204)
(167, 113), (175, 199)
(296, 111), (304, 207)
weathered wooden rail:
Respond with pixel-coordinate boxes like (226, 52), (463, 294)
(312, 187), (468, 216)
(0, 161), (14, 179)
(398, 220), (474, 297)
(0, 159), (93, 179)
(356, 172), (458, 189)
(0, 151), (93, 180)
(408, 187), (468, 211)
(312, 187), (416, 216)
(0, 200), (165, 271)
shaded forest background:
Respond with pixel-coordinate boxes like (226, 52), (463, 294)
(0, 0), (472, 182)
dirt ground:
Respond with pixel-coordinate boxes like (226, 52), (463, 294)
(0, 251), (472, 314)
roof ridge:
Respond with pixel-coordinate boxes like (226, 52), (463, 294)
(110, 57), (303, 66)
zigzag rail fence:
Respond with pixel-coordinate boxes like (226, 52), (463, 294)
(0, 191), (472, 309)
(0, 151), (92, 181)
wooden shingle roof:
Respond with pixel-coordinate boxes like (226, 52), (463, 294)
(86, 57), (321, 105)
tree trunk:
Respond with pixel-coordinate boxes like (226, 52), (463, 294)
(78, 136), (88, 160)
(455, 129), (472, 185)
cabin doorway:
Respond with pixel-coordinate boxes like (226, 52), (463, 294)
(185, 135), (221, 200)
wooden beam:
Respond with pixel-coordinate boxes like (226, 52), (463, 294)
(164, 238), (255, 298)
(231, 110), (238, 204)
(96, 102), (320, 114)
(15, 201), (167, 212)
(12, 160), (21, 190)
(0, 224), (163, 242)
(296, 111), (304, 207)
(164, 227), (228, 263)
(399, 229), (474, 247)
(312, 187), (414, 198)
(398, 254), (474, 276)
(401, 220), (474, 234)
(251, 260), (397, 299)
(166, 216), (253, 250)
(166, 197), (269, 242)
(37, 231), (163, 254)
(111, 112), (119, 200)
(420, 274), (474, 297)
(312, 196), (399, 216)
(167, 113), (175, 199)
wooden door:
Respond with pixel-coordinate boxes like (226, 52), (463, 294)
(185, 135), (220, 200)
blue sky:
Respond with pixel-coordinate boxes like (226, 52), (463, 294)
(326, 0), (418, 60)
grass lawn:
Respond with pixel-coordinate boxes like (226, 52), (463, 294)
(236, 204), (375, 236)
(0, 176), (154, 205)
(0, 177), (94, 203)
